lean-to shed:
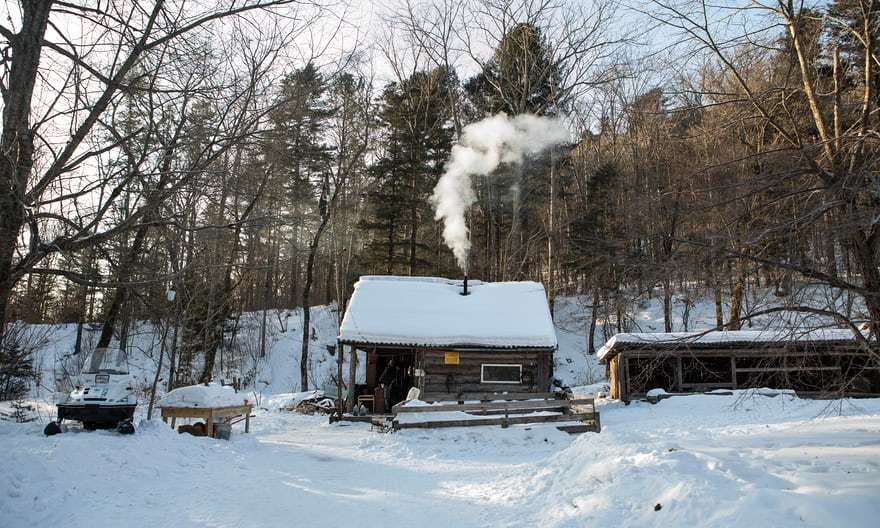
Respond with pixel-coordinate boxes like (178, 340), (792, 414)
(337, 276), (557, 411)
(598, 329), (879, 402)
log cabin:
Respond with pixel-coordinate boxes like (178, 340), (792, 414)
(336, 276), (557, 412)
(598, 329), (880, 402)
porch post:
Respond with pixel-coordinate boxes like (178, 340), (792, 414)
(347, 344), (357, 412)
(337, 339), (343, 415)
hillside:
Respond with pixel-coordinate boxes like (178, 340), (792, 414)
(21, 287), (849, 410)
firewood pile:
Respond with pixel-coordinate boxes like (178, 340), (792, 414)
(282, 392), (336, 415)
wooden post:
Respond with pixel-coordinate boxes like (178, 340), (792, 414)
(337, 339), (343, 416)
(245, 405), (250, 433)
(675, 356), (683, 392)
(347, 345), (357, 412)
(731, 357), (737, 389)
(206, 409), (214, 438)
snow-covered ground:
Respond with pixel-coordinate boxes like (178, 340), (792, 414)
(2, 391), (878, 528)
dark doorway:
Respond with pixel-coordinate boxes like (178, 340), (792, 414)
(374, 352), (416, 410)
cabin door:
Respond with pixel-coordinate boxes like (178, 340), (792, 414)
(374, 351), (417, 408)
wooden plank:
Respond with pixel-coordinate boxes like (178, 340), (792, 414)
(678, 382), (735, 390)
(337, 414), (391, 423)
(556, 424), (599, 434)
(421, 391), (557, 402)
(392, 412), (597, 430)
(159, 405), (248, 416)
(632, 390), (733, 399)
(422, 352), (546, 361)
(621, 348), (867, 359)
(470, 402), (595, 416)
(393, 398), (591, 414)
(734, 366), (842, 373)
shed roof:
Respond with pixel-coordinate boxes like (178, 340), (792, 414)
(597, 329), (860, 361)
(338, 276), (557, 349)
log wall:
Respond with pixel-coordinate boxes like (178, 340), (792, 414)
(420, 349), (553, 401)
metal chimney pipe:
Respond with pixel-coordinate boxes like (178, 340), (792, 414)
(460, 262), (470, 296)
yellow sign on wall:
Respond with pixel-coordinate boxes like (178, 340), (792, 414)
(444, 351), (460, 365)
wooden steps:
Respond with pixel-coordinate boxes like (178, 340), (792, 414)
(390, 396), (601, 433)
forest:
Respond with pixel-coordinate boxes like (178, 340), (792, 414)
(1, 0), (878, 394)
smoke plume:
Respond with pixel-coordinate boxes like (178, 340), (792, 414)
(431, 113), (570, 270)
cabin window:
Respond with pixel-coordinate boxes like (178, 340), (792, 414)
(481, 364), (522, 384)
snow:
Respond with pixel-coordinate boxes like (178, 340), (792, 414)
(159, 383), (248, 408)
(5, 288), (879, 526)
(597, 328), (859, 360)
(339, 276), (557, 348)
(260, 390), (327, 411)
(2, 392), (879, 527)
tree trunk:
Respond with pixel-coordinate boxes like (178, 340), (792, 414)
(0, 2), (53, 334)
(662, 278), (673, 332)
(147, 324), (168, 420)
(714, 285), (724, 330)
(850, 232), (880, 332)
(587, 287), (599, 355)
(94, 226), (149, 349)
(260, 253), (272, 358)
(299, 226), (326, 391)
(728, 259), (747, 331)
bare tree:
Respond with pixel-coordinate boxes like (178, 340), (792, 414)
(0, 0), (320, 335)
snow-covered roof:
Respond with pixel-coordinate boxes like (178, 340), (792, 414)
(339, 276), (557, 349)
(597, 329), (860, 361)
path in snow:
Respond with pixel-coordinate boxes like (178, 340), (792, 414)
(2, 393), (879, 527)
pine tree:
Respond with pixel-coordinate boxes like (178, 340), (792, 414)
(464, 23), (565, 281)
(362, 68), (456, 275)
(465, 23), (562, 117)
(265, 62), (334, 307)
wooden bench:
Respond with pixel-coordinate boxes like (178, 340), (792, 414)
(160, 404), (252, 438)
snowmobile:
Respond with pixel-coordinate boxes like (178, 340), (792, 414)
(44, 347), (137, 435)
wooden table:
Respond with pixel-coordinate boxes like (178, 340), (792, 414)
(160, 404), (252, 437)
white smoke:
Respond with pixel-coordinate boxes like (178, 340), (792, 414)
(431, 113), (570, 270)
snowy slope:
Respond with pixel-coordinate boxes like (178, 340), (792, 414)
(27, 305), (352, 408)
(1, 392), (878, 527)
(17, 285), (864, 409)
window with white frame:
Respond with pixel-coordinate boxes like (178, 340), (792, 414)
(481, 364), (522, 384)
